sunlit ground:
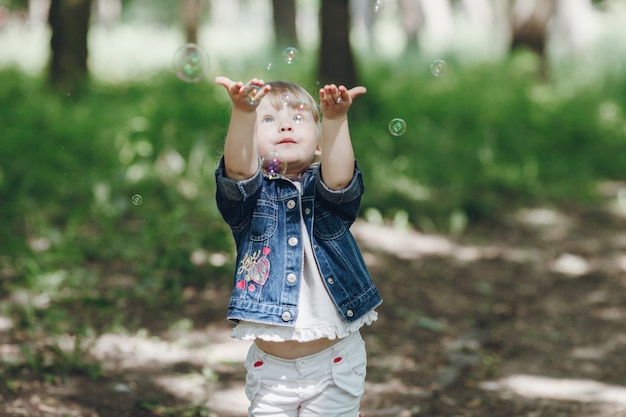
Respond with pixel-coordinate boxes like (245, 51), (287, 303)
(90, 326), (252, 414)
(3, 207), (626, 415)
(482, 375), (626, 408)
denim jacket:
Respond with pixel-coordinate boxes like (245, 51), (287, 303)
(215, 157), (382, 327)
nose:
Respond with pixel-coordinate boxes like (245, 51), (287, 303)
(279, 120), (293, 132)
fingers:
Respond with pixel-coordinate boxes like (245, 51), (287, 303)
(215, 76), (271, 107)
(215, 76), (264, 91)
(319, 84), (342, 107)
(214, 76), (235, 89)
(347, 85), (367, 99)
(246, 82), (272, 103)
(215, 76), (245, 98)
(217, 76), (365, 110)
(214, 75), (230, 85)
(319, 84), (367, 108)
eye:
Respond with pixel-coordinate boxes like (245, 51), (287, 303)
(261, 115), (274, 123)
(293, 114), (304, 123)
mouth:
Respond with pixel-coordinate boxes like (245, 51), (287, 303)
(278, 138), (296, 144)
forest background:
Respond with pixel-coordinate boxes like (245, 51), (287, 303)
(1, 0), (626, 416)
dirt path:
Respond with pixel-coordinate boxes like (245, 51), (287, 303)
(354, 204), (626, 417)
(2, 199), (626, 417)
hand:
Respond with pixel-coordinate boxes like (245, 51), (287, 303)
(214, 76), (271, 112)
(319, 84), (367, 120)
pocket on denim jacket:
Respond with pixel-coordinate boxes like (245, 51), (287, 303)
(313, 210), (347, 240)
(250, 199), (278, 241)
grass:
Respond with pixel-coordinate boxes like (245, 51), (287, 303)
(0, 50), (625, 390)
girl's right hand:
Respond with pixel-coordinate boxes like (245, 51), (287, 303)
(214, 76), (271, 112)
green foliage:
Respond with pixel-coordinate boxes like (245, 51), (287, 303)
(135, 398), (212, 417)
(0, 68), (235, 379)
(0, 0), (28, 10)
(0, 334), (100, 388)
(351, 53), (626, 230)
(0, 68), (233, 266)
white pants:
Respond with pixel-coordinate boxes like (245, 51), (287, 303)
(244, 331), (366, 417)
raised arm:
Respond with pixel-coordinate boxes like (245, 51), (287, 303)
(318, 84), (367, 190)
(215, 76), (270, 181)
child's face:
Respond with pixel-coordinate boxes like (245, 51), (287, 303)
(255, 98), (321, 177)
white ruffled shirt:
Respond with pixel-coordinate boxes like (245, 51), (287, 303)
(231, 180), (377, 342)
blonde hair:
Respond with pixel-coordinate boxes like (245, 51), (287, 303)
(265, 81), (320, 124)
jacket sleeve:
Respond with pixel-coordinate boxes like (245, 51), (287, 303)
(315, 160), (364, 224)
(214, 156), (263, 228)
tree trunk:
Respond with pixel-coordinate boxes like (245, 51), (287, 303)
(48, 0), (92, 92)
(509, 0), (556, 79)
(318, 0), (357, 87)
(399, 0), (423, 51)
(272, 0), (298, 50)
(182, 0), (202, 44)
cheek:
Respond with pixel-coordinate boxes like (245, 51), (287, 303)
(257, 142), (273, 158)
(255, 129), (272, 156)
(255, 124), (272, 142)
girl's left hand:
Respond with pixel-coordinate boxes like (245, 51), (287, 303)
(319, 84), (367, 120)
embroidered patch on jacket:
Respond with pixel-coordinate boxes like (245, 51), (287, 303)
(236, 247), (271, 290)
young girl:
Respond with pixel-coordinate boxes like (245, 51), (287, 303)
(214, 75), (382, 417)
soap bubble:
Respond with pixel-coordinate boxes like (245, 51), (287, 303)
(281, 92), (292, 108)
(430, 59), (448, 77)
(261, 152), (288, 179)
(131, 194), (143, 205)
(388, 118), (407, 136)
(266, 61), (273, 71)
(173, 43), (209, 83)
(282, 47), (299, 64)
(292, 101), (309, 113)
(244, 85), (262, 106)
(291, 101), (309, 124)
(371, 0), (385, 12)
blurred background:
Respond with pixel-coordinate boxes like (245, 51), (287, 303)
(1, 0), (626, 416)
